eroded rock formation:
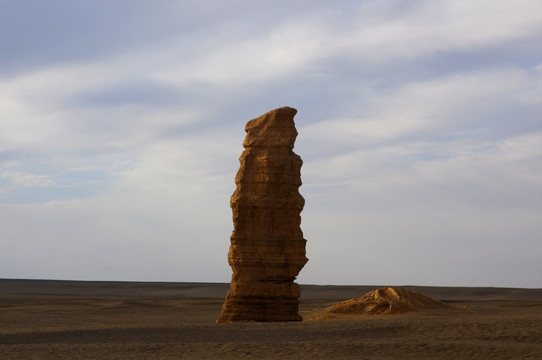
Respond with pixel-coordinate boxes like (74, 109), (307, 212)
(217, 106), (308, 322)
(311, 287), (447, 320)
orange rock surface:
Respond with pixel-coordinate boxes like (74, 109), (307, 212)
(217, 107), (308, 322)
(312, 287), (447, 320)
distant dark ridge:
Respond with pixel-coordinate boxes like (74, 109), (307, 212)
(1, 279), (541, 301)
(0, 279), (230, 299)
(301, 284), (542, 301)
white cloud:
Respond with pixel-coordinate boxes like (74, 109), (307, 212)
(342, 0), (542, 62)
(301, 66), (536, 161)
(149, 9), (340, 90)
(304, 129), (542, 213)
(1, 0), (541, 286)
(0, 194), (232, 282)
(444, 0), (542, 46)
(0, 58), (208, 164)
(301, 206), (542, 287)
(1, 171), (55, 188)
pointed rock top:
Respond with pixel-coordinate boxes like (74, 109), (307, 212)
(243, 106), (298, 149)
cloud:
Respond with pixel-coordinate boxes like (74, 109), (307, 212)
(341, 0), (542, 62)
(0, 193), (232, 281)
(300, 66), (540, 163)
(1, 171), (54, 188)
(0, 0), (541, 286)
(301, 206), (541, 287)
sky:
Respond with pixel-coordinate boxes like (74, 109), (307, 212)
(1, 0), (541, 288)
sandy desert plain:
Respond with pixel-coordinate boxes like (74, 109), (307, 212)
(1, 279), (541, 359)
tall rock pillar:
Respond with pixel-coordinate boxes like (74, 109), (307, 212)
(218, 106), (308, 322)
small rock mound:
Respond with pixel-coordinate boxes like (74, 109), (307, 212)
(312, 287), (446, 320)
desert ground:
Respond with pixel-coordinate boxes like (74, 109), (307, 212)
(1, 279), (541, 359)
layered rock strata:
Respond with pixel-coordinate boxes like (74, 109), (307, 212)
(311, 287), (447, 320)
(218, 106), (308, 322)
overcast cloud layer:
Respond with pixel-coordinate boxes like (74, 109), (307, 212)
(1, 0), (541, 287)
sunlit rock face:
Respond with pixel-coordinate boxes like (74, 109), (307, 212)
(217, 106), (308, 322)
(310, 287), (448, 320)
